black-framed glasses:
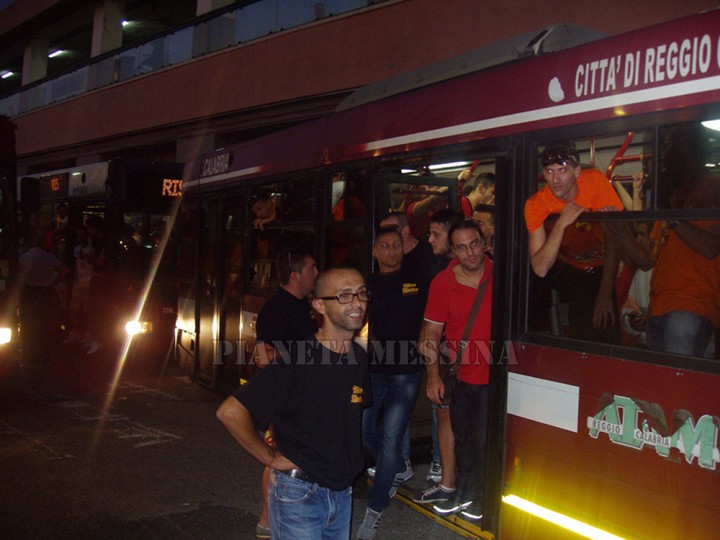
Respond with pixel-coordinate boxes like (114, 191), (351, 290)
(318, 290), (372, 304)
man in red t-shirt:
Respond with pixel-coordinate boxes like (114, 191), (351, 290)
(419, 220), (492, 521)
(461, 172), (496, 217)
(524, 141), (623, 341)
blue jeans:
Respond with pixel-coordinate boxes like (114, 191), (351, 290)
(450, 381), (489, 503)
(400, 411), (439, 463)
(646, 310), (715, 358)
(362, 371), (423, 512)
(268, 470), (352, 539)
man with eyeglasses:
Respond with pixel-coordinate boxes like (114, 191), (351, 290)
(419, 219), (493, 522)
(524, 140), (623, 341)
(250, 249), (318, 537)
(357, 227), (429, 539)
(217, 267), (370, 540)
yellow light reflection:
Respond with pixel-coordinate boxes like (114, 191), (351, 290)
(0, 327), (11, 344)
(502, 494), (626, 540)
(93, 197), (183, 448)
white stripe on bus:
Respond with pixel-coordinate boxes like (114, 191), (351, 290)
(362, 75), (720, 152)
(184, 165), (262, 188)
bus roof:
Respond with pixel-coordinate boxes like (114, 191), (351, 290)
(334, 23), (608, 112)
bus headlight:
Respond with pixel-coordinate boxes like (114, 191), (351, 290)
(125, 321), (152, 336)
(0, 327), (11, 344)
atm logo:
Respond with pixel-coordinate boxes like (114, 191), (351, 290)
(587, 393), (720, 470)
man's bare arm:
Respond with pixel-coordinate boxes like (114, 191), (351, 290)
(216, 396), (296, 470)
(253, 342), (277, 368)
(418, 320), (445, 405)
(411, 187), (449, 220)
(528, 202), (586, 277)
(672, 222), (720, 260)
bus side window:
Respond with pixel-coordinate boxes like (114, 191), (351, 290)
(528, 134), (649, 344)
(249, 179), (318, 292)
(331, 172), (365, 221)
(282, 178), (315, 222)
(656, 123), (720, 210)
(326, 170), (368, 269)
(248, 185), (277, 291)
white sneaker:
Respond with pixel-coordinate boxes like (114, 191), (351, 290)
(86, 341), (103, 355)
(367, 460), (413, 482)
(396, 460), (413, 482)
(425, 461), (442, 482)
(356, 508), (382, 540)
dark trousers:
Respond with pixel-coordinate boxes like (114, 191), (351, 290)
(450, 381), (489, 503)
(547, 262), (619, 343)
(20, 286), (62, 363)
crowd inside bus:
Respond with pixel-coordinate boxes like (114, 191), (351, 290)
(211, 113), (719, 538)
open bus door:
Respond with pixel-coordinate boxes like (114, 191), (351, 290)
(184, 175), (322, 392)
(373, 154), (509, 540)
(372, 164), (458, 453)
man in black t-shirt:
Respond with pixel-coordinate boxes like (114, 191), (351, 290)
(380, 210), (444, 286)
(217, 268), (370, 540)
(254, 249), (318, 365)
(358, 227), (428, 539)
(252, 249), (318, 537)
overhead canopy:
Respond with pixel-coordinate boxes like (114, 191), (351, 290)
(335, 23), (608, 112)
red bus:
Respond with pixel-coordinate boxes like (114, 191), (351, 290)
(179, 11), (720, 539)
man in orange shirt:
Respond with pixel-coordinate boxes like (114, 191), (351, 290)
(616, 124), (720, 358)
(524, 141), (623, 341)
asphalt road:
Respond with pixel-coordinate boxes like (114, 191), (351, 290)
(0, 346), (464, 539)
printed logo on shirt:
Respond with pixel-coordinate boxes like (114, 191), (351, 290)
(351, 385), (365, 404)
(575, 220), (592, 231)
(402, 282), (419, 296)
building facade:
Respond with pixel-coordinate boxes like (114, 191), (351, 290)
(1, 0), (716, 173)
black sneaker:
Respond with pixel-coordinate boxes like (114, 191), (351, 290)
(412, 483), (456, 503)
